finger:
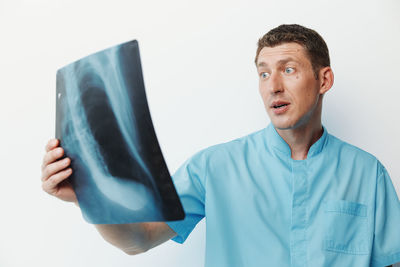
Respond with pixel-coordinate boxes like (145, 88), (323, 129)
(42, 157), (71, 181)
(42, 147), (65, 171)
(45, 139), (59, 152)
(42, 168), (73, 194)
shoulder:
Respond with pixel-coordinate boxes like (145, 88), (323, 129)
(193, 127), (266, 160)
(327, 133), (382, 171)
(182, 127), (266, 170)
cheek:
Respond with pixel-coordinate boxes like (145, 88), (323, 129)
(296, 84), (319, 111)
(258, 87), (271, 110)
(258, 80), (263, 93)
(288, 80), (311, 107)
(258, 82), (267, 98)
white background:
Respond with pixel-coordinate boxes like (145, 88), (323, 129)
(0, 0), (399, 266)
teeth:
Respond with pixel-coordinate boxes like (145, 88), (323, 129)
(274, 104), (287, 108)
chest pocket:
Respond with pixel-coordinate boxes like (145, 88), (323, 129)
(323, 200), (370, 255)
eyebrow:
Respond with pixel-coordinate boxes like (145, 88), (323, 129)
(257, 57), (298, 68)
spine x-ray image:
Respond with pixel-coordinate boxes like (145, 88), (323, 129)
(55, 40), (185, 224)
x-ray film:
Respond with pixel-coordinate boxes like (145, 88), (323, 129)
(55, 40), (185, 224)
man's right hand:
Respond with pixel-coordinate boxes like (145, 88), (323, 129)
(40, 139), (177, 254)
(41, 138), (77, 204)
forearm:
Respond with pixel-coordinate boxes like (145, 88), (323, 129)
(95, 223), (150, 255)
(94, 221), (177, 255)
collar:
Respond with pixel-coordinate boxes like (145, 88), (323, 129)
(265, 123), (328, 159)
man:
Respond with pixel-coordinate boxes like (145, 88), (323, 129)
(41, 24), (400, 266)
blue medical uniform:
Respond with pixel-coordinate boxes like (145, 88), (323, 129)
(166, 123), (400, 267)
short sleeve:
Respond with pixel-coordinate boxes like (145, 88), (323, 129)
(371, 163), (400, 267)
(166, 150), (208, 244)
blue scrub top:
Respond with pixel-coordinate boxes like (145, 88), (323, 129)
(166, 123), (400, 267)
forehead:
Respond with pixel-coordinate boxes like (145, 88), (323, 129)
(257, 42), (309, 67)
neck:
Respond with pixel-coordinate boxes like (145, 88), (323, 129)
(275, 121), (323, 160)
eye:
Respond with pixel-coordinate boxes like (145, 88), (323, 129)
(285, 67), (294, 74)
(260, 72), (270, 79)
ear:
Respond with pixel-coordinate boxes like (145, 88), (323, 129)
(318, 66), (334, 95)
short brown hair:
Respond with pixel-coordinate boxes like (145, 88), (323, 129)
(255, 24), (330, 79)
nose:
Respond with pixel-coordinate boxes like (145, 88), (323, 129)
(268, 72), (283, 94)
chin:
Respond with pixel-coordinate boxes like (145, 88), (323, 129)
(271, 120), (292, 130)
(270, 117), (297, 130)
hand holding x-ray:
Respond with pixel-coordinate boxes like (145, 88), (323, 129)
(41, 138), (76, 204)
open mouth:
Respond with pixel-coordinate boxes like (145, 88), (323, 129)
(270, 101), (290, 114)
(273, 103), (289, 109)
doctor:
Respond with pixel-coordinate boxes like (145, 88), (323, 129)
(41, 24), (400, 266)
